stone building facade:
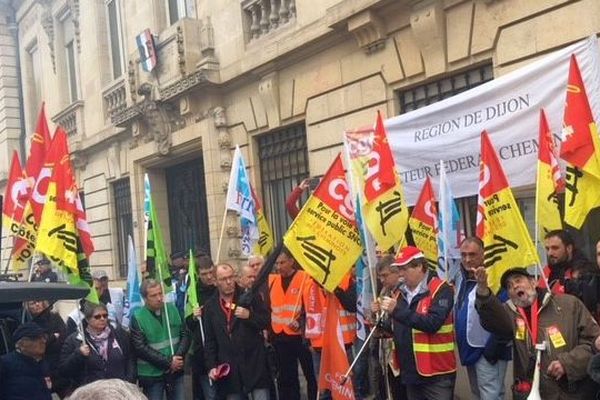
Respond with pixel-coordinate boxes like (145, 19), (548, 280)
(1, 0), (600, 278)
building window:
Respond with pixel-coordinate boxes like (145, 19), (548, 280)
(26, 43), (42, 133)
(258, 124), (309, 241)
(398, 64), (494, 113)
(113, 178), (133, 278)
(61, 11), (80, 103)
(397, 64), (494, 237)
(106, 0), (125, 79)
(167, 0), (196, 25)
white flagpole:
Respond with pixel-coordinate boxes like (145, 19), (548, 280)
(216, 146), (241, 263)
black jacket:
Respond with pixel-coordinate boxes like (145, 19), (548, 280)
(0, 351), (52, 400)
(204, 286), (271, 395)
(130, 306), (191, 378)
(59, 326), (135, 386)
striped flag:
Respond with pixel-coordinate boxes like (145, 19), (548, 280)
(136, 29), (158, 72)
(145, 174), (172, 292)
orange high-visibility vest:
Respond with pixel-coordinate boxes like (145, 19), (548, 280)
(269, 270), (306, 335)
(411, 277), (456, 377)
(303, 274), (357, 348)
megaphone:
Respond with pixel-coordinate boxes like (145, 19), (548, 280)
(526, 341), (546, 400)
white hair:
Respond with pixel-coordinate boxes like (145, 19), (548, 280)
(67, 379), (147, 400)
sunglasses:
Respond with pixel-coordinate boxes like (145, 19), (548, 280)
(92, 313), (109, 320)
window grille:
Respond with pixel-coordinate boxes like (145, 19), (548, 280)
(113, 178), (133, 277)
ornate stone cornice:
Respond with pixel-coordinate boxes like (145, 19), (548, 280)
(158, 70), (210, 101)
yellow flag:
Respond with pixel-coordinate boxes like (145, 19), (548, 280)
(536, 109), (564, 237)
(251, 185), (274, 257)
(36, 182), (78, 273)
(478, 132), (539, 294)
(344, 112), (409, 250)
(283, 155), (361, 292)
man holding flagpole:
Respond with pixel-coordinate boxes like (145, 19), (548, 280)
(130, 279), (190, 400)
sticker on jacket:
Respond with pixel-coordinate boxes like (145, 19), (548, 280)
(547, 325), (566, 348)
(515, 318), (526, 340)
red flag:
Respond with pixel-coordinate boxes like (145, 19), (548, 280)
(363, 111), (397, 201)
(560, 54), (600, 178)
(408, 176), (439, 270)
(538, 109), (565, 192)
(318, 293), (355, 400)
(476, 131), (510, 237)
(2, 152), (28, 220)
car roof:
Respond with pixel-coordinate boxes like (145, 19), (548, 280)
(0, 282), (89, 303)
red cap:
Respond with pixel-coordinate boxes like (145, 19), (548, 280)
(392, 246), (424, 267)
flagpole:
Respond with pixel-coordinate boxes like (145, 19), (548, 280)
(156, 254), (175, 355)
(215, 206), (228, 264)
(342, 137), (378, 300)
(1, 209), (19, 275)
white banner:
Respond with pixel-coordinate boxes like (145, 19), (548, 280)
(386, 36), (600, 204)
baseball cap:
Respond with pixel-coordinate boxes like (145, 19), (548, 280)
(500, 267), (534, 289)
(392, 246), (425, 267)
(92, 270), (108, 280)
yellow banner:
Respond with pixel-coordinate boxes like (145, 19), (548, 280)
(35, 182), (78, 273)
(564, 164), (600, 229)
(482, 188), (539, 294)
(408, 217), (438, 271)
(284, 197), (362, 292)
(3, 206), (37, 270)
(362, 184), (408, 251)
(253, 210), (274, 257)
(536, 161), (562, 236)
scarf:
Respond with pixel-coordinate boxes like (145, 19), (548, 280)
(86, 326), (119, 361)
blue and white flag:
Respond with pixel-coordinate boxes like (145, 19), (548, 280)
(225, 146), (258, 256)
(122, 235), (144, 329)
(437, 160), (463, 282)
(136, 29), (157, 73)
(355, 196), (375, 341)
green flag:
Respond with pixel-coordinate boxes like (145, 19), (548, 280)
(185, 249), (199, 319)
(63, 237), (99, 304)
(146, 192), (172, 292)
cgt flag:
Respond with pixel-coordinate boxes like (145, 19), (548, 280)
(560, 54), (600, 229)
(225, 146), (259, 256)
(408, 176), (438, 272)
(536, 109), (564, 237)
(344, 111), (409, 250)
(283, 154), (362, 292)
(318, 292), (356, 400)
(477, 131), (539, 294)
(251, 184), (274, 257)
(35, 130), (98, 303)
(2, 152), (28, 233)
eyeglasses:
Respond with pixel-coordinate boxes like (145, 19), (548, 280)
(92, 313), (109, 320)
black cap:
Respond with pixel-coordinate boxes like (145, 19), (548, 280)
(500, 267), (534, 289)
(13, 322), (46, 342)
(170, 251), (187, 260)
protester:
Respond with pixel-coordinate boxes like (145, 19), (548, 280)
(170, 251), (189, 315)
(25, 299), (68, 397)
(31, 258), (58, 283)
(131, 279), (190, 400)
(93, 270), (125, 325)
(204, 263), (272, 399)
(285, 178), (310, 219)
(238, 264), (258, 290)
(304, 272), (357, 400)
(60, 303), (135, 389)
(248, 254), (265, 274)
(269, 247), (317, 400)
(455, 237), (510, 400)
(475, 266), (599, 399)
(379, 246), (456, 400)
(370, 254), (405, 400)
(0, 322), (52, 400)
(543, 229), (595, 292)
(187, 254), (218, 400)
(68, 379), (148, 400)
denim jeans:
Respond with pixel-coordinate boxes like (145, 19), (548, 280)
(197, 374), (217, 400)
(140, 375), (185, 400)
(225, 388), (270, 400)
(466, 357), (508, 400)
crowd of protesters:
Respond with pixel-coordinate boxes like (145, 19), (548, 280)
(3, 182), (600, 400)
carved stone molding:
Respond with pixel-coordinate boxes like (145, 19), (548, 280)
(71, 151), (88, 171)
(410, 0), (447, 76)
(128, 60), (138, 103)
(67, 0), (81, 53)
(177, 26), (186, 77)
(198, 17), (220, 72)
(221, 179), (229, 193)
(347, 9), (386, 54)
(228, 247), (242, 258)
(40, 7), (56, 72)
(158, 70), (209, 101)
(258, 72), (280, 128)
(212, 106), (227, 129)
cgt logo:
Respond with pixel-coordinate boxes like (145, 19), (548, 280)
(328, 178), (355, 221)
